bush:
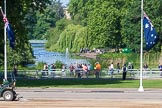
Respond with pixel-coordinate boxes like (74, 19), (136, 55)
(96, 52), (161, 69)
(55, 60), (63, 69)
(36, 62), (45, 70)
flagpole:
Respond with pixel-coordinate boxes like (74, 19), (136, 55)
(138, 0), (144, 92)
(4, 0), (7, 81)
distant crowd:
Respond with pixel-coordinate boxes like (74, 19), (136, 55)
(42, 61), (162, 80)
(80, 48), (105, 54)
(43, 62), (101, 78)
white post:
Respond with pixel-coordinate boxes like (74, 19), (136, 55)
(4, 0), (7, 81)
(138, 0), (144, 92)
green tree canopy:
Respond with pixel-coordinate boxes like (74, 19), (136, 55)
(32, 0), (64, 39)
(0, 0), (51, 66)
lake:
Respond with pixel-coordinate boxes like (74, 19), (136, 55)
(31, 42), (89, 66)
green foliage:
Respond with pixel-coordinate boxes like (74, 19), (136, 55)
(69, 0), (102, 26)
(55, 18), (73, 30)
(121, 0), (162, 52)
(36, 62), (45, 70)
(46, 0), (162, 53)
(99, 53), (126, 59)
(2, 0), (161, 68)
(0, 0), (51, 68)
(65, 0), (162, 52)
(24, 0), (64, 40)
(50, 24), (88, 52)
(98, 52), (161, 68)
(120, 0), (140, 50)
(23, 8), (37, 39)
(46, 19), (73, 50)
(87, 1), (123, 48)
(55, 60), (63, 69)
(35, 60), (63, 70)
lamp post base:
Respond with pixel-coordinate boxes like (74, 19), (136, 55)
(138, 86), (144, 92)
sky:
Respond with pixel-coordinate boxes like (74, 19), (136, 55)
(60, 0), (70, 6)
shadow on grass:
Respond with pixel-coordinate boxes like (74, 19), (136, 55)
(13, 78), (136, 87)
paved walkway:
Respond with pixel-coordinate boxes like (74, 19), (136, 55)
(16, 87), (162, 100)
(16, 87), (162, 93)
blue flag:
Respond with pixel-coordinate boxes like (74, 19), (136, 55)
(143, 12), (158, 51)
(3, 16), (15, 49)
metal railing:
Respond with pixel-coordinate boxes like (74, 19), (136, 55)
(100, 68), (162, 79)
(0, 68), (162, 79)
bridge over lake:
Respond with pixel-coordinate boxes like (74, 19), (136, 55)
(29, 40), (47, 47)
(29, 40), (47, 44)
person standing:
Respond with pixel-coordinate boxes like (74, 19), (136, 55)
(110, 62), (114, 78)
(82, 64), (88, 78)
(116, 63), (120, 74)
(159, 63), (162, 71)
(61, 64), (66, 77)
(143, 63), (148, 77)
(94, 62), (101, 78)
(158, 63), (162, 76)
(143, 63), (148, 70)
(69, 63), (74, 77)
(13, 65), (18, 77)
(87, 64), (91, 76)
(122, 64), (127, 80)
(43, 63), (48, 76)
(43, 63), (48, 70)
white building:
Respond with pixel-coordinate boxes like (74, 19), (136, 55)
(63, 7), (71, 20)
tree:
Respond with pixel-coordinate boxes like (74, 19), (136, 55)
(87, 1), (124, 49)
(46, 18), (73, 50)
(121, 0), (162, 52)
(68, 0), (94, 26)
(0, 0), (51, 66)
(50, 24), (88, 52)
(49, 0), (162, 53)
(23, 8), (37, 39)
(32, 0), (64, 39)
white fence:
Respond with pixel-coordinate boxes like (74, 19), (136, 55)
(101, 68), (162, 79)
(0, 68), (162, 79)
(127, 68), (162, 79)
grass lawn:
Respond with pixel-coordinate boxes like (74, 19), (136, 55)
(10, 78), (162, 88)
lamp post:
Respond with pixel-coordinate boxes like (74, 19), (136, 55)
(138, 0), (144, 92)
(4, 0), (7, 81)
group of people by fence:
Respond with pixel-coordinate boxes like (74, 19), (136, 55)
(68, 63), (93, 78)
(66, 62), (102, 78)
(42, 61), (137, 80)
(42, 62), (102, 78)
(107, 62), (162, 80)
(42, 62), (133, 79)
(9, 61), (162, 79)
(107, 62), (134, 80)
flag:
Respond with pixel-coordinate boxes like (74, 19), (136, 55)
(3, 16), (15, 49)
(143, 12), (158, 51)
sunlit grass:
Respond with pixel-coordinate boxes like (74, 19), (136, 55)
(12, 78), (162, 88)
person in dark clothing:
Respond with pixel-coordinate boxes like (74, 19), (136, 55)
(13, 65), (18, 77)
(122, 64), (127, 80)
(116, 63), (120, 74)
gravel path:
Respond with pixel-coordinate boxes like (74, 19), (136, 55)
(0, 88), (162, 108)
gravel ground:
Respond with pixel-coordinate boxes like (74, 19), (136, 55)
(1, 99), (162, 108)
(0, 88), (162, 108)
